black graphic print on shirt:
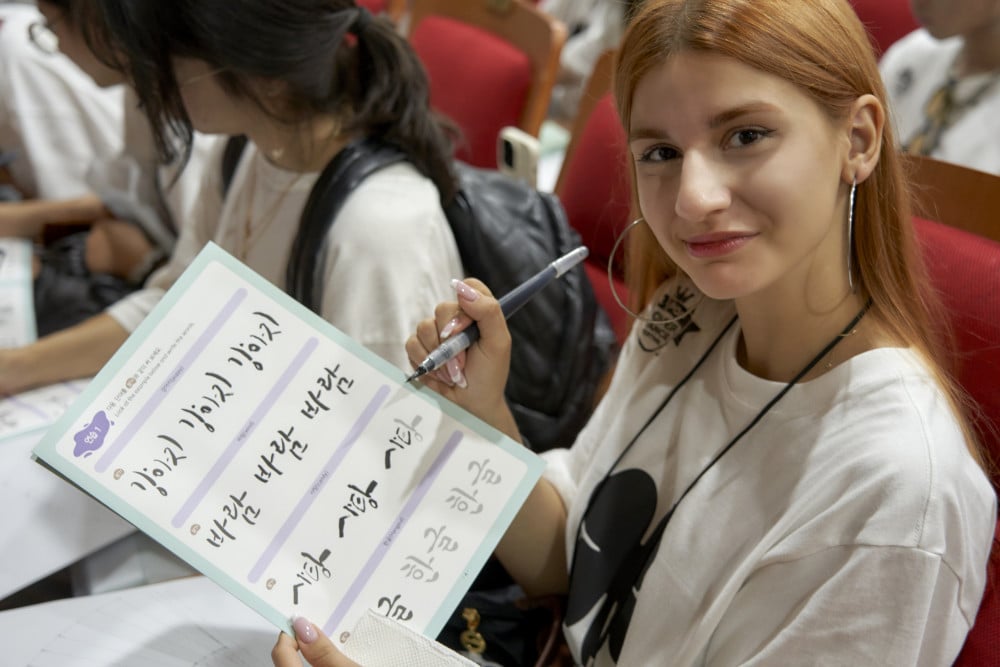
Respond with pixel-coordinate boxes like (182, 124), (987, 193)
(565, 468), (670, 664)
(638, 281), (701, 353)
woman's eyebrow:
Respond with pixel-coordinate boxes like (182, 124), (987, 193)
(629, 102), (780, 142)
(708, 102), (780, 129)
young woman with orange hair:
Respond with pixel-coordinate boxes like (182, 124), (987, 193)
(279, 0), (996, 664)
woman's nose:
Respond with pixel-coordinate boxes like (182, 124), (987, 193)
(674, 153), (731, 222)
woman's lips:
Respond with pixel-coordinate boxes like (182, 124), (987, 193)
(684, 232), (757, 258)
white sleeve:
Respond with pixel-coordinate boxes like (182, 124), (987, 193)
(0, 9), (124, 200)
(317, 164), (462, 372)
(705, 544), (973, 667)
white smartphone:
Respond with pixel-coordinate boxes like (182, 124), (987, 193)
(497, 126), (540, 187)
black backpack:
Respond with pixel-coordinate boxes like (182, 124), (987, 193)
(222, 136), (617, 452)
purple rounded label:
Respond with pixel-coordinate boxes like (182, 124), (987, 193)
(73, 411), (110, 458)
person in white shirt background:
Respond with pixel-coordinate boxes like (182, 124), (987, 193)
(539, 0), (630, 124)
(0, 0), (215, 336)
(0, 0), (122, 202)
(879, 0), (1000, 174)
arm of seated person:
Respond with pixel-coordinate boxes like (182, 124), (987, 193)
(85, 217), (160, 281)
(0, 312), (129, 394)
(495, 476), (569, 597)
(0, 193), (107, 239)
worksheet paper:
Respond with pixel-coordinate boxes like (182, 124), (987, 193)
(32, 242), (544, 642)
(0, 237), (36, 347)
(0, 380), (87, 443)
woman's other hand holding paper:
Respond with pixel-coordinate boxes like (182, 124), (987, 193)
(271, 618), (360, 667)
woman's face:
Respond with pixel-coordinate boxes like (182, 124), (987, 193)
(36, 1), (123, 87)
(628, 51), (851, 303)
(173, 57), (252, 136)
(909, 0), (1000, 39)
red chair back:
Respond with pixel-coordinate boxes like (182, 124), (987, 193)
(356, 0), (408, 22)
(356, 0), (387, 12)
(556, 93), (632, 343)
(913, 206), (1000, 665)
(410, 16), (532, 167)
(405, 0), (565, 169)
(848, 0), (919, 56)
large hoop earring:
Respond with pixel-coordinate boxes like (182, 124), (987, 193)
(847, 177), (857, 293)
(607, 218), (702, 325)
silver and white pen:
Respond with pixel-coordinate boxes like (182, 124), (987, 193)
(405, 245), (589, 383)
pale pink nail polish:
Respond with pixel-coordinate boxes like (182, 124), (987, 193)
(447, 358), (467, 389)
(434, 368), (454, 386)
(293, 616), (318, 644)
(450, 279), (481, 302)
(440, 316), (461, 339)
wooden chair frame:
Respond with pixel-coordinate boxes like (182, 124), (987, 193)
(904, 154), (1000, 242)
(404, 0), (567, 136)
(386, 0), (407, 22)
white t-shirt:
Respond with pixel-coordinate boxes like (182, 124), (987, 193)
(542, 280), (996, 666)
(880, 29), (1000, 175)
(539, 0), (624, 120)
(0, 4), (124, 199)
(107, 140), (464, 371)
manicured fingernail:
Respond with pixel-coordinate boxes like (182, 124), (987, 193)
(447, 358), (467, 389)
(451, 279), (480, 302)
(440, 316), (462, 339)
(293, 616), (318, 644)
(434, 368), (454, 386)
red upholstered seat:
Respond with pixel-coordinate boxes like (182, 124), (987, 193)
(556, 93), (632, 343)
(410, 16), (532, 168)
(914, 217), (1000, 666)
(356, 0), (387, 13)
(915, 219), (1000, 449)
(848, 0), (920, 56)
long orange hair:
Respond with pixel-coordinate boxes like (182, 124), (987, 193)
(613, 0), (985, 464)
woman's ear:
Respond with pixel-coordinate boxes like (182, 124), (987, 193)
(843, 94), (884, 184)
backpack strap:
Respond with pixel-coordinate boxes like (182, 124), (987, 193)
(220, 134), (249, 197)
(286, 138), (407, 312)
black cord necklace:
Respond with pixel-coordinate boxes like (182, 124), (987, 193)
(567, 297), (873, 662)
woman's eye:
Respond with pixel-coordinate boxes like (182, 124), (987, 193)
(636, 145), (680, 163)
(727, 128), (772, 148)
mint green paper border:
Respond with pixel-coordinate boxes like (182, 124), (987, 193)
(32, 242), (545, 636)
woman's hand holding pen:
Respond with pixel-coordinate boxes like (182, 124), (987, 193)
(406, 278), (523, 443)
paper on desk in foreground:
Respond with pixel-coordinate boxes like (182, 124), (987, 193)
(0, 237), (37, 347)
(31, 241), (544, 642)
